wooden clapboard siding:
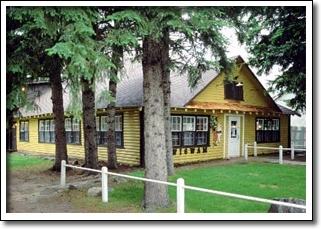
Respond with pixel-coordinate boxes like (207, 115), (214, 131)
(16, 109), (141, 166)
(97, 110), (141, 166)
(192, 65), (274, 108)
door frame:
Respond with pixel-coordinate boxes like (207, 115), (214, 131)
(223, 114), (245, 159)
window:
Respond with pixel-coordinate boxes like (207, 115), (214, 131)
(171, 116), (182, 147)
(183, 116), (195, 146)
(196, 117), (208, 145)
(224, 80), (243, 100)
(256, 117), (280, 143)
(20, 121), (29, 141)
(115, 115), (123, 147)
(171, 115), (209, 147)
(39, 119), (55, 143)
(96, 114), (123, 147)
(65, 118), (81, 144)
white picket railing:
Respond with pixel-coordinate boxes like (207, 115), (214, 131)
(60, 160), (306, 213)
(244, 141), (306, 164)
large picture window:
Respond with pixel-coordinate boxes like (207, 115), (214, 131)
(171, 115), (209, 147)
(256, 117), (280, 143)
(39, 119), (55, 143)
(20, 121), (29, 142)
(96, 114), (123, 147)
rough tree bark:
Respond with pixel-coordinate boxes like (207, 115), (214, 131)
(142, 35), (171, 211)
(50, 56), (68, 172)
(82, 77), (99, 170)
(107, 45), (122, 169)
(162, 27), (175, 176)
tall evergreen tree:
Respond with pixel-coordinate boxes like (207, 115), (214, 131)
(237, 6), (306, 112)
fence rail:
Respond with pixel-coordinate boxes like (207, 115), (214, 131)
(244, 141), (306, 164)
(60, 160), (306, 213)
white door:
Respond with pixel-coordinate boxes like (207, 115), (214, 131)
(228, 116), (240, 157)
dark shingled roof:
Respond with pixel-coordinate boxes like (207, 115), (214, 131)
(277, 104), (301, 116)
(17, 57), (299, 117)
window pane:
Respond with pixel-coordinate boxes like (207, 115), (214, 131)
(65, 118), (72, 131)
(230, 121), (237, 138)
(39, 120), (45, 131)
(183, 116), (195, 131)
(183, 132), (194, 146)
(115, 132), (122, 146)
(25, 131), (29, 141)
(45, 120), (50, 131)
(272, 119), (279, 130)
(20, 122), (25, 131)
(66, 132), (72, 143)
(196, 117), (208, 131)
(256, 119), (264, 130)
(101, 116), (108, 131)
(50, 131), (55, 143)
(25, 122), (29, 131)
(115, 115), (122, 131)
(50, 120), (55, 131)
(172, 132), (181, 146)
(197, 132), (207, 145)
(101, 131), (107, 144)
(171, 116), (181, 131)
(73, 120), (80, 131)
(73, 132), (80, 144)
(45, 131), (50, 142)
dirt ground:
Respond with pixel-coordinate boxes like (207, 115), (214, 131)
(6, 151), (306, 213)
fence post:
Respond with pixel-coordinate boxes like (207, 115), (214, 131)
(177, 178), (185, 213)
(291, 141), (295, 160)
(244, 144), (248, 162)
(254, 141), (257, 157)
(61, 160), (66, 188)
(279, 145), (283, 165)
(102, 167), (108, 203)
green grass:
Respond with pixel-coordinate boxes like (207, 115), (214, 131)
(6, 153), (53, 171)
(126, 163), (306, 213)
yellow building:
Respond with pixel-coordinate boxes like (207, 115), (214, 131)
(11, 56), (299, 166)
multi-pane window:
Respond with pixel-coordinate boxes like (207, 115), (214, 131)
(96, 114), (123, 147)
(171, 115), (209, 147)
(39, 119), (55, 143)
(20, 121), (29, 141)
(183, 116), (195, 146)
(171, 116), (182, 147)
(115, 115), (123, 147)
(256, 117), (280, 143)
(65, 118), (80, 144)
(196, 117), (208, 145)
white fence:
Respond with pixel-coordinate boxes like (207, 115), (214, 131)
(244, 141), (306, 164)
(60, 160), (306, 213)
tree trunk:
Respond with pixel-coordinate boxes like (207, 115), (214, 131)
(142, 35), (171, 211)
(107, 45), (122, 169)
(162, 27), (175, 176)
(82, 77), (98, 170)
(50, 56), (68, 172)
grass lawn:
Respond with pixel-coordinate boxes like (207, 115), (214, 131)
(121, 163), (306, 213)
(6, 153), (53, 171)
(7, 153), (306, 213)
